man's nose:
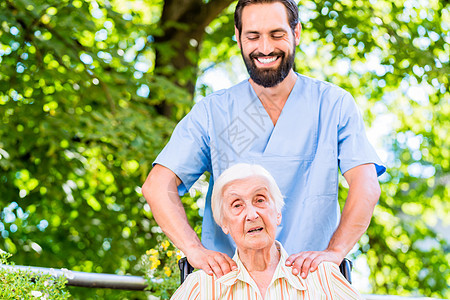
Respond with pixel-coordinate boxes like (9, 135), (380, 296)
(259, 36), (274, 55)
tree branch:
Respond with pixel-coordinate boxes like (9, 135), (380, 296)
(201, 0), (234, 29)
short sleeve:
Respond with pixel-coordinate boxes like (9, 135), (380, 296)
(338, 93), (386, 176)
(153, 101), (211, 195)
(170, 272), (201, 300)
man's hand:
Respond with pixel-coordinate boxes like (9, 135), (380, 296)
(285, 250), (343, 279)
(186, 246), (237, 278)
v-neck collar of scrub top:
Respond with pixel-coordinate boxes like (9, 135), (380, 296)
(248, 76), (298, 127)
(241, 74), (318, 158)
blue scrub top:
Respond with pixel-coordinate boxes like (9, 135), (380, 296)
(154, 73), (385, 257)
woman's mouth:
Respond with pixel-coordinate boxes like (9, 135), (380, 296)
(247, 227), (264, 234)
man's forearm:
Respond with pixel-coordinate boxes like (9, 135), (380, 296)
(327, 163), (381, 259)
(142, 165), (202, 254)
(142, 165), (237, 276)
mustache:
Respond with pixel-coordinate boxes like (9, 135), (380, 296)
(250, 50), (285, 59)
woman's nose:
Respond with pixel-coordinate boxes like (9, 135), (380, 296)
(245, 205), (259, 221)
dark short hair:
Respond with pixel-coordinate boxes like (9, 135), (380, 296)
(234, 0), (299, 35)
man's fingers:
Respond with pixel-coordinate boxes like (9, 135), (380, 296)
(224, 253), (238, 270)
(186, 248), (237, 278)
(201, 264), (213, 276)
(286, 253), (302, 266)
(297, 255), (313, 279)
(208, 257), (224, 278)
(217, 253), (238, 274)
(207, 252), (237, 278)
(309, 256), (322, 272)
(214, 253), (232, 275)
(286, 253), (306, 276)
(287, 252), (322, 278)
(287, 251), (344, 279)
(190, 258), (213, 275)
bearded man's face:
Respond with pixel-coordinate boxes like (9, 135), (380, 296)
(237, 3), (299, 87)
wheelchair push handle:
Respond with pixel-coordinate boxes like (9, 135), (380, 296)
(178, 257), (194, 284)
(339, 258), (353, 284)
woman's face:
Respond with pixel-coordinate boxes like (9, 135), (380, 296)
(220, 176), (281, 252)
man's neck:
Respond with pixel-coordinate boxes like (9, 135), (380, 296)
(249, 70), (297, 125)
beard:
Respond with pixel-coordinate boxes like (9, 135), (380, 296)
(242, 46), (296, 88)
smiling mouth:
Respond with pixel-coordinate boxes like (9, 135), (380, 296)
(254, 56), (280, 65)
(255, 56), (279, 64)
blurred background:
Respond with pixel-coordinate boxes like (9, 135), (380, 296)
(0, 0), (448, 298)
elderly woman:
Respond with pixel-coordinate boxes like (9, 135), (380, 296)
(171, 163), (363, 299)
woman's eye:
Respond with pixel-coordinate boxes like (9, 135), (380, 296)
(232, 202), (242, 208)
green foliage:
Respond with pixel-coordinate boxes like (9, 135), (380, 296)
(0, 0), (448, 299)
(0, 0), (190, 298)
(0, 251), (70, 299)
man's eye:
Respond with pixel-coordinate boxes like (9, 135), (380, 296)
(256, 198), (265, 203)
(247, 35), (259, 40)
(272, 34), (284, 39)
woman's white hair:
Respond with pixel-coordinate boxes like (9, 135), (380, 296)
(211, 163), (284, 227)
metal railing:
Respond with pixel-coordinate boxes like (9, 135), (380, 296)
(1, 265), (146, 290)
(1, 265), (443, 299)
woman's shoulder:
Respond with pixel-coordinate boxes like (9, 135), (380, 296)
(302, 261), (343, 284)
(307, 262), (364, 299)
(172, 270), (223, 300)
(184, 269), (214, 283)
(184, 269), (222, 289)
(317, 261), (340, 271)
(171, 271), (203, 299)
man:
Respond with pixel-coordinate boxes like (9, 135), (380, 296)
(142, 0), (385, 280)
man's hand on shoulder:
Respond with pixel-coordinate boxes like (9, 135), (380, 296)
(186, 246), (237, 278)
(285, 249), (343, 279)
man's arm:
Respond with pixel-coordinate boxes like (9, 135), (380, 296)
(142, 164), (237, 277)
(286, 163), (381, 278)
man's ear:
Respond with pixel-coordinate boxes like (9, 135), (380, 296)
(294, 22), (302, 46)
(235, 26), (241, 49)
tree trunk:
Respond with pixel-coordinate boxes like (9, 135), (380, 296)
(154, 0), (234, 118)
